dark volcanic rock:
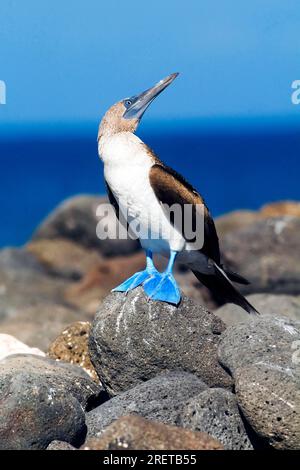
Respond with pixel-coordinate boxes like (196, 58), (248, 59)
(0, 385), (85, 450)
(218, 315), (300, 449)
(32, 195), (139, 257)
(0, 355), (103, 450)
(89, 288), (232, 396)
(218, 315), (300, 377)
(180, 388), (253, 450)
(221, 216), (300, 295)
(83, 415), (223, 450)
(235, 363), (300, 450)
(214, 293), (300, 326)
(86, 372), (208, 437)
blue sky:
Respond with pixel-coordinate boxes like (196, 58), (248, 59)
(0, 0), (300, 133)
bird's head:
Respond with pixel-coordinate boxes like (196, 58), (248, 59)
(98, 73), (178, 141)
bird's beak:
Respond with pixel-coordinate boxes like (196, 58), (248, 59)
(123, 72), (179, 120)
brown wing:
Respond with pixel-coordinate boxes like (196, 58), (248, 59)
(149, 164), (221, 264)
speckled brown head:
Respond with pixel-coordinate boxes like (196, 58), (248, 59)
(98, 73), (179, 141)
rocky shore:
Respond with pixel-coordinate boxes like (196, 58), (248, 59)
(0, 196), (299, 450)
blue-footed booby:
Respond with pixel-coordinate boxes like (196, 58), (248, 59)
(97, 73), (258, 314)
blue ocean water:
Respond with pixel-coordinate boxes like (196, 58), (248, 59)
(1, 125), (300, 247)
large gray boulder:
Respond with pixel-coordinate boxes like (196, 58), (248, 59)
(0, 355), (103, 449)
(86, 372), (208, 437)
(221, 216), (300, 295)
(180, 388), (253, 450)
(89, 288), (232, 396)
(235, 363), (300, 450)
(218, 314), (300, 376)
(218, 315), (300, 449)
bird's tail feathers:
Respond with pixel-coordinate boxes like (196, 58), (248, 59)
(222, 267), (250, 285)
(193, 263), (259, 315)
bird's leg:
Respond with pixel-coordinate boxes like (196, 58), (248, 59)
(112, 250), (157, 294)
(143, 250), (181, 305)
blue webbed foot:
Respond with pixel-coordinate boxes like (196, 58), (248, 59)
(143, 271), (181, 305)
(112, 249), (157, 294)
(112, 269), (152, 293)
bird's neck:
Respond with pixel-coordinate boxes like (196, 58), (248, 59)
(97, 122), (117, 142)
(98, 131), (149, 167)
(98, 114), (139, 142)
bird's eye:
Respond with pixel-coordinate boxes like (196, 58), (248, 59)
(125, 100), (132, 107)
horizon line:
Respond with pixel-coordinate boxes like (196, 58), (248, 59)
(0, 115), (299, 140)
